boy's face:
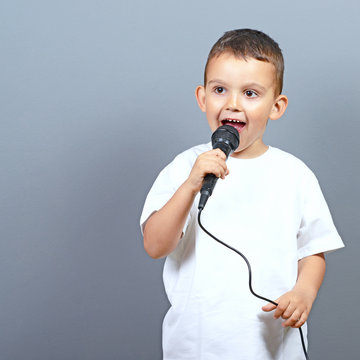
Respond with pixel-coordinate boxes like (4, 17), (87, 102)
(196, 52), (288, 159)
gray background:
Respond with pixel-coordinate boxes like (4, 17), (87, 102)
(1, 0), (359, 359)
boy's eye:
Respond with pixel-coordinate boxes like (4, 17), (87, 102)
(245, 90), (258, 98)
(214, 87), (225, 94)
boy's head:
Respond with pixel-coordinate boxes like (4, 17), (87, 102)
(204, 29), (284, 96)
(195, 29), (288, 159)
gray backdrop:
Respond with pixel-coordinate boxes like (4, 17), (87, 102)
(1, 0), (359, 359)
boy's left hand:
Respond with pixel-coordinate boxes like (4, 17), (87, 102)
(261, 289), (315, 328)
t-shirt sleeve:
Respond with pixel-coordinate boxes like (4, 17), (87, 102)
(139, 154), (194, 236)
(297, 170), (344, 259)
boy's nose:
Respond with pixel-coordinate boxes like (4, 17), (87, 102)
(226, 93), (242, 111)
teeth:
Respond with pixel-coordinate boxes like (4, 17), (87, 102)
(224, 119), (243, 123)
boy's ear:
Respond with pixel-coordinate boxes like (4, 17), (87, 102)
(195, 85), (206, 112)
(269, 94), (288, 121)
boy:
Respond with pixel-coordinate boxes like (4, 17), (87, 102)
(140, 29), (344, 359)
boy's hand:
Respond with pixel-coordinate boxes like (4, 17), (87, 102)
(262, 253), (325, 328)
(261, 289), (315, 328)
(185, 149), (229, 193)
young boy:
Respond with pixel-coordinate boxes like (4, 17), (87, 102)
(140, 29), (344, 359)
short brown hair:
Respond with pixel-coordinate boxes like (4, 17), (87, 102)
(204, 29), (284, 95)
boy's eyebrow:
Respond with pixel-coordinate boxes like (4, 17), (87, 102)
(207, 79), (227, 86)
(207, 79), (267, 92)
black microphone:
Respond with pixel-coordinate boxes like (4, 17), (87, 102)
(198, 125), (240, 211)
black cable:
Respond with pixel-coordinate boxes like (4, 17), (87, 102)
(198, 209), (309, 360)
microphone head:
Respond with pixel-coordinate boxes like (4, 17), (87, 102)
(211, 125), (240, 157)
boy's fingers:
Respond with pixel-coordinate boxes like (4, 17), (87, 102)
(198, 159), (227, 178)
(214, 148), (227, 159)
(213, 160), (228, 178)
(293, 313), (306, 328)
(282, 311), (302, 328)
(282, 304), (296, 319)
(220, 167), (230, 179)
(273, 300), (290, 319)
(261, 303), (277, 312)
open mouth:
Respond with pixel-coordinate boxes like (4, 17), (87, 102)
(221, 119), (246, 133)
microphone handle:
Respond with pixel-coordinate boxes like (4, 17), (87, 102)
(198, 173), (219, 210)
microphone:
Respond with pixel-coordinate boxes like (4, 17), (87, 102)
(198, 125), (240, 211)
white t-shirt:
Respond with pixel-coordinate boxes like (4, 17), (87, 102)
(140, 144), (344, 360)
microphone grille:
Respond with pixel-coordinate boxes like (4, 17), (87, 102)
(211, 125), (240, 152)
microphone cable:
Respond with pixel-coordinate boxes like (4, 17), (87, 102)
(197, 209), (309, 360)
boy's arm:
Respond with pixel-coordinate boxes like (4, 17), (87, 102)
(143, 181), (197, 259)
(143, 149), (229, 259)
(262, 253), (326, 328)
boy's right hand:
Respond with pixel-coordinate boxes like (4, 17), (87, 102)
(185, 149), (229, 194)
(144, 148), (229, 259)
